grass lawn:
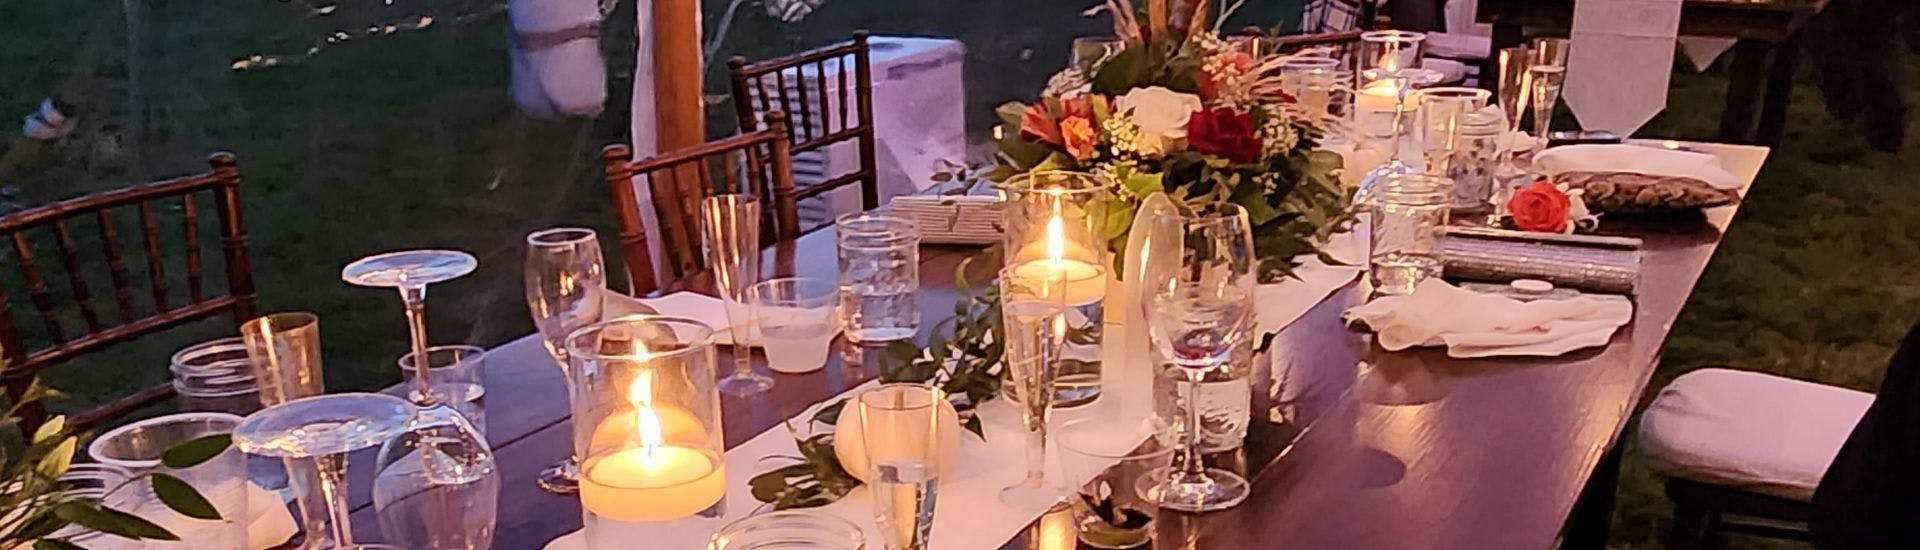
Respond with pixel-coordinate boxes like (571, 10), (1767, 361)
(3, 0), (1916, 548)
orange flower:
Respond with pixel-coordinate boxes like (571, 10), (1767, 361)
(1061, 116), (1096, 160)
(1062, 95), (1096, 120)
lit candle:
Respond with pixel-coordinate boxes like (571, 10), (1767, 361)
(580, 365), (727, 522)
(1355, 80), (1402, 118)
(1010, 215), (1105, 306)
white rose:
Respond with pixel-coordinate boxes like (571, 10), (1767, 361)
(1116, 86), (1203, 139)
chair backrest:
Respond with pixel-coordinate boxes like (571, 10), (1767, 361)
(601, 112), (799, 295)
(727, 31), (879, 213)
(0, 152), (257, 431)
(1298, 0), (1380, 33)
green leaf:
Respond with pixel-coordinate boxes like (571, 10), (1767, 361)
(810, 399), (847, 426)
(55, 502), (178, 541)
(151, 473), (221, 520)
(161, 434), (231, 469)
(33, 540), (84, 550)
(1092, 46), (1151, 96)
(962, 414), (985, 438)
(32, 416), (66, 443)
(36, 437), (74, 480)
(1122, 172), (1164, 198)
(16, 509), (71, 539)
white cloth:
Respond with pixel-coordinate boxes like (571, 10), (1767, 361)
(1344, 279), (1632, 358)
(1677, 37), (1737, 71)
(506, 0), (607, 118)
(1563, 0), (1682, 136)
(1534, 144), (1744, 190)
(607, 291), (834, 347)
(1638, 368), (1873, 501)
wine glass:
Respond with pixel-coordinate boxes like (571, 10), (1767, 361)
(858, 384), (945, 550)
(1141, 203), (1256, 513)
(1529, 38), (1571, 142)
(235, 393), (493, 549)
(702, 194), (775, 395)
(523, 227), (607, 494)
(341, 249), (478, 405)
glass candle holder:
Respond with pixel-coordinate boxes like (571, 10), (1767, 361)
(171, 337), (260, 416)
(997, 170), (1113, 408)
(567, 316), (727, 547)
(1357, 30), (1428, 81)
(1369, 173), (1452, 295)
(709, 511), (866, 550)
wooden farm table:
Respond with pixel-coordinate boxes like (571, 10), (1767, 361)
(343, 143), (1769, 549)
(1476, 0), (1827, 146)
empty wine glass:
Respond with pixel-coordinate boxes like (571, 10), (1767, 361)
(342, 249), (478, 405)
(1141, 203), (1256, 513)
(235, 393), (493, 549)
(703, 194), (775, 395)
(524, 227), (608, 494)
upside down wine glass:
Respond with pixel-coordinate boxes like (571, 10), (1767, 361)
(1142, 203), (1256, 512)
(342, 248), (478, 409)
(524, 227), (608, 494)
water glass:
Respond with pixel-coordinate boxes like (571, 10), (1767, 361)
(1495, 46), (1533, 130)
(1278, 57), (1350, 125)
(748, 277), (841, 374)
(1057, 420), (1173, 550)
(704, 194), (775, 395)
(1369, 173), (1452, 295)
(88, 413), (252, 548)
(172, 337), (261, 416)
(397, 345), (488, 437)
(858, 384), (945, 550)
(240, 312), (326, 407)
(1418, 87), (1493, 175)
(836, 213), (921, 343)
(709, 511), (867, 550)
(1357, 30), (1427, 80)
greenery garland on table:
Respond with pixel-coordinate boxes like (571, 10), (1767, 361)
(749, 258), (1003, 510)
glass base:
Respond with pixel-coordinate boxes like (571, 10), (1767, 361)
(538, 458), (580, 494)
(1146, 468), (1250, 513)
(718, 372), (775, 396)
(998, 480), (1063, 508)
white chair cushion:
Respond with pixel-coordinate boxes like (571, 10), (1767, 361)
(1638, 368), (1874, 501)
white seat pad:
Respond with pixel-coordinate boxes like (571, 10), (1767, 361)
(1638, 368), (1874, 501)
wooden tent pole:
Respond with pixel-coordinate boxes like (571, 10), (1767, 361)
(652, 0), (704, 151)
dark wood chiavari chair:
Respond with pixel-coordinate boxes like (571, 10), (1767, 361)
(600, 112), (799, 295)
(1243, 24), (1383, 65)
(0, 152), (257, 432)
(727, 31), (879, 213)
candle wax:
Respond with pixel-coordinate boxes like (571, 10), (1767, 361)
(1010, 258), (1106, 306)
(580, 446), (727, 522)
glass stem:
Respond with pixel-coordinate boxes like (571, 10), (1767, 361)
(400, 285), (438, 406)
(316, 453), (354, 546)
(1022, 376), (1049, 487)
(1180, 369), (1209, 481)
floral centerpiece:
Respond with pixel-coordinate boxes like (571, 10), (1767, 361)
(987, 0), (1353, 281)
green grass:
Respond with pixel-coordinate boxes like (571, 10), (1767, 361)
(3, 2), (1916, 548)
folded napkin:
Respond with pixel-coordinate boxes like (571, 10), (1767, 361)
(86, 482), (295, 549)
(889, 195), (1003, 245)
(1345, 279), (1633, 358)
(607, 291), (837, 347)
(1533, 144), (1743, 191)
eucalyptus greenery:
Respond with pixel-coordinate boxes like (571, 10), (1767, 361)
(1, 355), (230, 548)
(750, 257), (1004, 510)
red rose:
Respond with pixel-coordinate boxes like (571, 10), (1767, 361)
(1507, 181), (1572, 233)
(1187, 107), (1262, 164)
(1018, 102), (1063, 146)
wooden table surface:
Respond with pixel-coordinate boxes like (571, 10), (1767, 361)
(338, 144), (1768, 549)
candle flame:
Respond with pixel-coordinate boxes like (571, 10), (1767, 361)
(1046, 215), (1066, 267)
(626, 344), (665, 465)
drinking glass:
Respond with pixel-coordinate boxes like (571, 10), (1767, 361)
(1278, 57), (1350, 124)
(1495, 46), (1533, 130)
(239, 312), (330, 543)
(858, 384), (945, 550)
(1357, 30), (1442, 85)
(747, 277), (840, 374)
(373, 387), (500, 550)
(525, 226), (608, 494)
(341, 249), (478, 405)
(236, 393), (493, 549)
(709, 511), (867, 550)
(1369, 173), (1451, 295)
(703, 194), (775, 395)
(88, 413), (252, 548)
(1529, 38), (1571, 141)
(1418, 87), (1493, 175)
(998, 170), (1113, 408)
(997, 265), (1073, 507)
(172, 337), (260, 416)
(836, 213), (921, 343)
(1141, 203), (1255, 513)
(396, 345), (488, 437)
(1057, 420), (1173, 549)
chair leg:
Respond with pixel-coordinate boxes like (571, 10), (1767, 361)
(1671, 504), (1719, 550)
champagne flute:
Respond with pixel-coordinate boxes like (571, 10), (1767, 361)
(703, 194), (775, 395)
(1142, 203), (1257, 513)
(524, 227), (607, 494)
(859, 384), (945, 550)
(996, 265), (1076, 507)
(1529, 38), (1571, 141)
(1495, 46), (1533, 131)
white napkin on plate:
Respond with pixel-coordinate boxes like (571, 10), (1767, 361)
(1533, 144), (1743, 190)
(1345, 279), (1633, 358)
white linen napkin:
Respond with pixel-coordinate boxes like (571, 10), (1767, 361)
(1344, 279), (1633, 358)
(605, 291), (837, 347)
(1533, 144), (1744, 191)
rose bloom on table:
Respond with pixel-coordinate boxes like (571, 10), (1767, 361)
(1505, 179), (1598, 234)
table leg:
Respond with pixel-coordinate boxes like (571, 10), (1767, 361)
(1719, 40), (1774, 144)
(1756, 33), (1803, 147)
(1559, 441), (1624, 550)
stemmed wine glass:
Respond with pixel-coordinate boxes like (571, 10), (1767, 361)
(702, 194), (775, 395)
(341, 249), (478, 408)
(997, 265), (1074, 507)
(523, 227), (607, 494)
(1142, 203), (1256, 512)
(1529, 38), (1571, 142)
(235, 393), (493, 549)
